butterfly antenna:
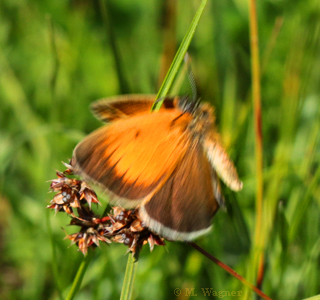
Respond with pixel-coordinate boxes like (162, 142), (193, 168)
(184, 53), (198, 103)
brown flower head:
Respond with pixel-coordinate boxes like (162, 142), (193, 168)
(48, 165), (165, 255)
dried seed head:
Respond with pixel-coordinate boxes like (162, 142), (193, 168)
(79, 181), (100, 208)
(48, 165), (165, 255)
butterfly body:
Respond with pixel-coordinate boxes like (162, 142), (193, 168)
(72, 95), (242, 241)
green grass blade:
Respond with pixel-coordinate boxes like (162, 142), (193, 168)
(245, 0), (264, 298)
(120, 254), (138, 300)
(152, 0), (208, 111)
(66, 251), (94, 300)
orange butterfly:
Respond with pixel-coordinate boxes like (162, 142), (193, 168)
(71, 95), (242, 241)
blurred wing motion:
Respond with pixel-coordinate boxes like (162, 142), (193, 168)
(72, 95), (242, 241)
(91, 94), (177, 122)
(203, 132), (243, 192)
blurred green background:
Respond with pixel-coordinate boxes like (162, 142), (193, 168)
(1, 0), (320, 299)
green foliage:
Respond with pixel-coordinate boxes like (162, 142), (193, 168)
(0, 0), (320, 299)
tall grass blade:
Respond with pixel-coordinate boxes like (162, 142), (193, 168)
(246, 0), (264, 297)
(66, 251), (94, 300)
(120, 253), (139, 300)
(152, 0), (208, 110)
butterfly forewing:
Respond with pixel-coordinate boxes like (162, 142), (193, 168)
(72, 109), (193, 207)
(91, 95), (177, 122)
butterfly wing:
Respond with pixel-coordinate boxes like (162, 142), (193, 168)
(203, 132), (243, 191)
(139, 142), (219, 241)
(91, 94), (178, 122)
(72, 110), (193, 208)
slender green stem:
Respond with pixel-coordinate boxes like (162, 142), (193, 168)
(250, 0), (263, 243)
(66, 250), (94, 300)
(152, 0), (208, 111)
(248, 0), (264, 293)
(120, 253), (139, 300)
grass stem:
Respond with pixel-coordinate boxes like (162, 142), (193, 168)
(152, 0), (208, 110)
(66, 250), (94, 300)
(248, 0), (264, 295)
(120, 253), (139, 300)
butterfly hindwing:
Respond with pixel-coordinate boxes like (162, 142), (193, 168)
(139, 142), (219, 241)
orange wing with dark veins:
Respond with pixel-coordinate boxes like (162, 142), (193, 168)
(72, 110), (193, 208)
